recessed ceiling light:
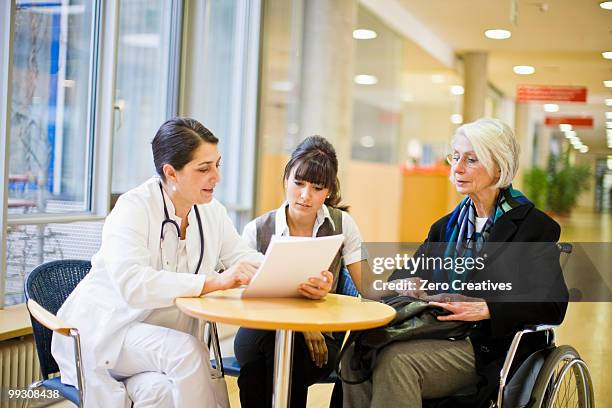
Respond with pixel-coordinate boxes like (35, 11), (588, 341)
(608, 129), (612, 137)
(450, 85), (464, 95)
(606, 99), (612, 106)
(564, 130), (577, 138)
(431, 74), (445, 84)
(580, 146), (589, 153)
(603, 51), (612, 59)
(354, 75), (378, 85)
(606, 112), (612, 119)
(559, 124), (572, 132)
(600, 1), (612, 10)
(513, 65), (535, 75)
(604, 80), (612, 87)
(353, 29), (377, 40)
(484, 29), (511, 39)
(450, 114), (463, 124)
(544, 104), (559, 113)
(607, 122), (612, 129)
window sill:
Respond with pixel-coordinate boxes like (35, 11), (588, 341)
(0, 303), (33, 341)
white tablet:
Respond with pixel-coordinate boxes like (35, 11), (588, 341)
(241, 234), (344, 298)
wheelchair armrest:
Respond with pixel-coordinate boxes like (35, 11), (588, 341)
(497, 324), (558, 407)
(521, 324), (559, 333)
(27, 299), (74, 336)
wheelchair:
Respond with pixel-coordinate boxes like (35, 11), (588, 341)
(491, 242), (594, 408)
(494, 323), (594, 408)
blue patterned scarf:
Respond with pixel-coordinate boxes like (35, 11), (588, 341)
(439, 185), (531, 282)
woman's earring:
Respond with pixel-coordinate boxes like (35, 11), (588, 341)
(172, 184), (177, 192)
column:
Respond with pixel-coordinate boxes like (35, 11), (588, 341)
(297, 0), (357, 182)
(462, 51), (488, 123)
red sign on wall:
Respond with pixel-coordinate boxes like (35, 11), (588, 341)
(517, 85), (587, 103)
(544, 116), (593, 128)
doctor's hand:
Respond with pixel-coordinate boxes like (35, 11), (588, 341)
(298, 270), (333, 300)
(201, 261), (260, 294)
(302, 331), (328, 368)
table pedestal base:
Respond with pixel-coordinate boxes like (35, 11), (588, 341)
(272, 329), (294, 408)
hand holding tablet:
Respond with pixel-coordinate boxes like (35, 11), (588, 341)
(241, 235), (344, 298)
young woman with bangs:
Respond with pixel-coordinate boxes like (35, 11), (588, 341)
(234, 135), (366, 408)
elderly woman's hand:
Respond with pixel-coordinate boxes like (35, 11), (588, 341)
(298, 271), (333, 300)
(390, 277), (428, 299)
(428, 297), (490, 322)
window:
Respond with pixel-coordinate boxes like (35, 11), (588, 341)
(1, 1), (184, 307)
(181, 0), (261, 228)
(9, 0), (96, 214)
(112, 0), (181, 194)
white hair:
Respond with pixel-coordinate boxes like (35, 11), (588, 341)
(451, 118), (519, 189)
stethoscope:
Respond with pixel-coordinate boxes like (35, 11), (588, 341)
(159, 182), (204, 274)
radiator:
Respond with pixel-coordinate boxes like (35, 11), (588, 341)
(0, 335), (40, 408)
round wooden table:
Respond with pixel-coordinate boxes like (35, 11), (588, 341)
(177, 288), (396, 408)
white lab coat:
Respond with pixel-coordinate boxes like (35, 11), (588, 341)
(51, 177), (263, 408)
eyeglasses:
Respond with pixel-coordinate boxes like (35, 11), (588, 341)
(446, 153), (480, 168)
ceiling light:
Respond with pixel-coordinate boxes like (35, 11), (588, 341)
(484, 29), (511, 39)
(431, 74), (445, 84)
(607, 129), (612, 137)
(559, 124), (572, 132)
(543, 104), (559, 113)
(606, 112), (612, 119)
(600, 1), (612, 9)
(606, 99), (612, 106)
(603, 51), (612, 59)
(607, 122), (612, 129)
(450, 114), (463, 124)
(579, 146), (589, 153)
(513, 65), (535, 75)
(360, 135), (375, 148)
(564, 130), (577, 138)
(450, 85), (464, 95)
(353, 29), (377, 40)
(604, 80), (612, 87)
(354, 75), (378, 85)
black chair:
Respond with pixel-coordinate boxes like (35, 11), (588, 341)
(23, 260), (91, 408)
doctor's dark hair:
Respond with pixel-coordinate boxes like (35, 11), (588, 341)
(283, 135), (348, 211)
(152, 117), (218, 181)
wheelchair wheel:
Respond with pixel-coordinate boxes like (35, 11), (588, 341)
(530, 345), (594, 408)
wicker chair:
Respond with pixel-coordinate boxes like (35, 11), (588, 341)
(23, 260), (91, 407)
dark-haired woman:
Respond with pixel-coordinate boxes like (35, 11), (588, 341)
(52, 118), (263, 408)
(234, 136), (366, 408)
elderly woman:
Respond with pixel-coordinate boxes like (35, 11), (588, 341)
(342, 118), (568, 407)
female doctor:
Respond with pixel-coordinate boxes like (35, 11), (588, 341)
(52, 118), (265, 408)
